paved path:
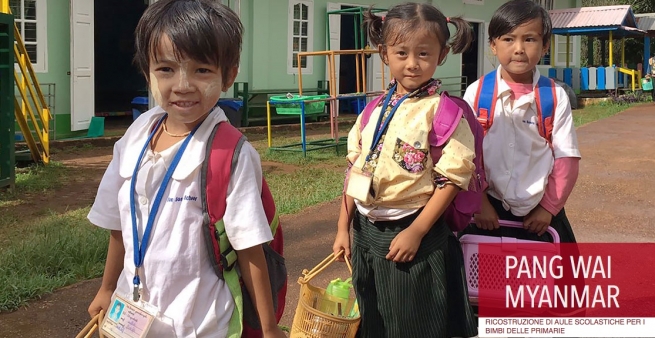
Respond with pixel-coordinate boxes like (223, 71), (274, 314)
(1, 104), (654, 337)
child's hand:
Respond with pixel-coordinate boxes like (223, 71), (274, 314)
(523, 205), (552, 236)
(333, 229), (351, 262)
(386, 227), (424, 263)
(263, 326), (288, 338)
(88, 287), (113, 318)
(474, 195), (499, 230)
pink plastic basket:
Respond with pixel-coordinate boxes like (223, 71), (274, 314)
(460, 220), (560, 307)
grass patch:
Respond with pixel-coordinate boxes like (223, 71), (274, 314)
(267, 167), (345, 215)
(573, 101), (644, 127)
(0, 162), (67, 207)
(0, 207), (108, 312)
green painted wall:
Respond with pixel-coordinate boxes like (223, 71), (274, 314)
(244, 0), (579, 92)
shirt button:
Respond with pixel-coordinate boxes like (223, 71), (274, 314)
(505, 171), (510, 175)
(139, 196), (148, 205)
(509, 143), (514, 147)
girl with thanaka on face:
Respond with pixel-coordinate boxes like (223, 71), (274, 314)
(333, 2), (479, 337)
(86, 1), (286, 337)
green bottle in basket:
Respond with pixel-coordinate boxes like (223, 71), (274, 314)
(325, 278), (353, 317)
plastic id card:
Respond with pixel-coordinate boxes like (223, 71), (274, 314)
(100, 294), (155, 338)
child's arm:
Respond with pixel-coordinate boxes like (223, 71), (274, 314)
(387, 119), (476, 263)
(88, 230), (125, 317)
(334, 120), (364, 260)
(237, 246), (286, 337)
(524, 85), (581, 235)
(539, 157), (580, 216)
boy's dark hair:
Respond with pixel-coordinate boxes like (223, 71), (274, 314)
(364, 2), (473, 56)
(488, 0), (552, 46)
(133, 0), (242, 82)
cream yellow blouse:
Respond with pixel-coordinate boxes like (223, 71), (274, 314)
(347, 94), (476, 209)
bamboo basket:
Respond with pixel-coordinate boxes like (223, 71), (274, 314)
(290, 251), (360, 338)
(75, 310), (105, 338)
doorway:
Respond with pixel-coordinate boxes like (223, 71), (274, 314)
(462, 21), (481, 87)
(338, 5), (366, 113)
(94, 0), (148, 118)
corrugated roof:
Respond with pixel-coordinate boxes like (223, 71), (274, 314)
(636, 14), (655, 32)
(549, 5), (636, 29)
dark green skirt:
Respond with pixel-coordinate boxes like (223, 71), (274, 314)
(352, 211), (478, 338)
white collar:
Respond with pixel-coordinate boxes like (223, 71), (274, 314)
(494, 65), (541, 98)
(118, 105), (229, 180)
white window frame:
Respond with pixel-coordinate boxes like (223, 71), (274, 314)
(554, 35), (577, 67)
(287, 0), (314, 75)
(11, 0), (48, 73)
(463, 0), (484, 5)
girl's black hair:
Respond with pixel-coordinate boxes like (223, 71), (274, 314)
(363, 2), (473, 56)
(488, 0), (552, 46)
(133, 0), (242, 81)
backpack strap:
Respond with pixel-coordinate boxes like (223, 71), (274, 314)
(535, 75), (557, 146)
(202, 121), (245, 279)
(359, 95), (385, 132)
(428, 91), (463, 147)
(474, 69), (498, 134)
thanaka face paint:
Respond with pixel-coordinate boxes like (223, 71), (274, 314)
(148, 35), (224, 130)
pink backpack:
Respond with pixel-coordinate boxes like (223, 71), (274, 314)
(359, 91), (486, 231)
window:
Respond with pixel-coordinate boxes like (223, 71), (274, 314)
(534, 0), (553, 10)
(556, 35), (574, 65)
(287, 0), (313, 74)
(540, 35), (576, 66)
(9, 0), (47, 72)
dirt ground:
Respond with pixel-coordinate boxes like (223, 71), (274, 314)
(1, 104), (654, 337)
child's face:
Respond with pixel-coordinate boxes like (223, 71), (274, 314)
(148, 35), (237, 124)
(490, 18), (548, 84)
(382, 29), (447, 95)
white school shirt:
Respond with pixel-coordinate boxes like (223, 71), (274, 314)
(87, 106), (273, 337)
(463, 67), (581, 216)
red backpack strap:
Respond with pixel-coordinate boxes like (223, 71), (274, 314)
(201, 121), (245, 278)
(359, 94), (385, 132)
(474, 70), (498, 134)
(429, 91), (464, 148)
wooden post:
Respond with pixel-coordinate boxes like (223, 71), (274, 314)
(621, 37), (625, 67)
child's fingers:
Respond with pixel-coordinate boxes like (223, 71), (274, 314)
(386, 243), (399, 260)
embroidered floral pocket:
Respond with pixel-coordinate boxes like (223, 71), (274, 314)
(393, 138), (429, 174)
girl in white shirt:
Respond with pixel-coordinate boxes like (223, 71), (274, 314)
(463, 0), (581, 243)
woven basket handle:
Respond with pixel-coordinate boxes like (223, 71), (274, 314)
(301, 250), (352, 283)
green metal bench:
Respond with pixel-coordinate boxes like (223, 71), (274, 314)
(233, 80), (329, 126)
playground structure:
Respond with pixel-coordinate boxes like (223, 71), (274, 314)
(266, 6), (389, 156)
(0, 1), (51, 189)
(546, 6), (645, 94)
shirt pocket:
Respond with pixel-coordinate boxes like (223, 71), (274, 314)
(391, 131), (429, 174)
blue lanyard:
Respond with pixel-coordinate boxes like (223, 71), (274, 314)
(129, 114), (202, 301)
(366, 85), (410, 160)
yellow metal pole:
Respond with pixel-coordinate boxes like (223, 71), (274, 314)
(566, 34), (570, 68)
(266, 101), (272, 147)
(609, 31), (613, 66)
(0, 0), (8, 14)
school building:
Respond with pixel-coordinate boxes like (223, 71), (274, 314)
(11, 0), (581, 139)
